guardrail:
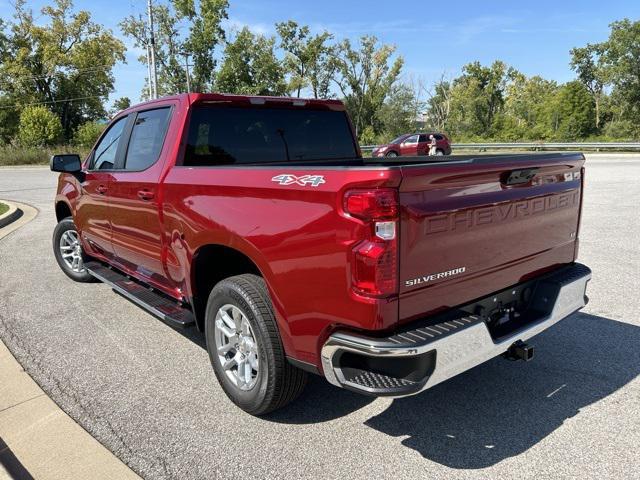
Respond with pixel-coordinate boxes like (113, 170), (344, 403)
(360, 142), (640, 153)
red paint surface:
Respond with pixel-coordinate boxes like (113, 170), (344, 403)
(54, 93), (584, 368)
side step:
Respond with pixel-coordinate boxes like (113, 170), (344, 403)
(85, 261), (195, 329)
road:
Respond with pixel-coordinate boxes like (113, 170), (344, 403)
(1, 155), (639, 479)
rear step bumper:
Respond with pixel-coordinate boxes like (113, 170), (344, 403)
(321, 263), (591, 397)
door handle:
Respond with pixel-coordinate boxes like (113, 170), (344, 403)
(96, 185), (108, 195)
(137, 189), (155, 201)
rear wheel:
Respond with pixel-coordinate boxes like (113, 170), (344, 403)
(385, 151), (398, 157)
(205, 274), (307, 415)
(52, 217), (95, 282)
(436, 149), (445, 156)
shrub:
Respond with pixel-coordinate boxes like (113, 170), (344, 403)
(602, 120), (639, 140)
(18, 106), (63, 147)
(0, 145), (90, 166)
(74, 121), (105, 148)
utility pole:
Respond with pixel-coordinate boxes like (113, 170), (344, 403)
(147, 0), (158, 99)
(146, 44), (153, 99)
(182, 52), (191, 93)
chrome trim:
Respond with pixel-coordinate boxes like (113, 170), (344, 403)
(321, 268), (591, 396)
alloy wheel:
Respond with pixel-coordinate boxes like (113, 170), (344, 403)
(214, 304), (260, 391)
(59, 229), (85, 273)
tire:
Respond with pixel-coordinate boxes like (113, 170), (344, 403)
(435, 149), (445, 156)
(205, 274), (307, 415)
(52, 217), (95, 282)
(385, 151), (398, 157)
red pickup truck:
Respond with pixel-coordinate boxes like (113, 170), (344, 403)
(51, 93), (591, 415)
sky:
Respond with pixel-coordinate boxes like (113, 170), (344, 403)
(2, 0), (640, 105)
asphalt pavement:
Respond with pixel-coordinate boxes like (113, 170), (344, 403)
(0, 155), (639, 479)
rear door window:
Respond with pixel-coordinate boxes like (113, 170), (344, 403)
(183, 106), (357, 166)
(124, 107), (171, 171)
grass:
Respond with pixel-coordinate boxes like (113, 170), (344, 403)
(0, 145), (89, 167)
(0, 202), (9, 216)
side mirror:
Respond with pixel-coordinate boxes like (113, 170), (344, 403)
(50, 154), (82, 173)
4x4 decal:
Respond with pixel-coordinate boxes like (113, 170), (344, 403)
(271, 174), (326, 187)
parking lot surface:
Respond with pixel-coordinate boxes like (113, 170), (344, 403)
(1, 155), (639, 479)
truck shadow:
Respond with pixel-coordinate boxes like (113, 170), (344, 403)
(269, 313), (640, 468)
(364, 312), (640, 468)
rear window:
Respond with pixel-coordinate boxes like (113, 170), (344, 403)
(124, 108), (171, 171)
(183, 106), (357, 166)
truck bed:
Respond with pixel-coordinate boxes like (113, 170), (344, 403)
(217, 152), (583, 169)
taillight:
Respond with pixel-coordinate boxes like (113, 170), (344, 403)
(344, 190), (397, 221)
(344, 189), (399, 298)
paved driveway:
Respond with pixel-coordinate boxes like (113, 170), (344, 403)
(0, 156), (639, 479)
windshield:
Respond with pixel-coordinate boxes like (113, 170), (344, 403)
(183, 105), (357, 166)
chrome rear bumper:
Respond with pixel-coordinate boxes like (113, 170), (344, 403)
(321, 263), (591, 397)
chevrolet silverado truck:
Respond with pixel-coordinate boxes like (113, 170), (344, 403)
(50, 93), (591, 415)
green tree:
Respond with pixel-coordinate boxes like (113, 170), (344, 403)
(376, 83), (424, 141)
(448, 61), (510, 138)
(18, 105), (63, 146)
(120, 0), (229, 97)
(600, 19), (640, 125)
(73, 121), (104, 147)
(552, 81), (595, 140)
(111, 97), (131, 115)
(216, 27), (286, 96)
(570, 43), (608, 129)
(0, 0), (125, 139)
(502, 73), (558, 139)
(275, 21), (334, 98)
(333, 36), (403, 139)
(425, 75), (452, 132)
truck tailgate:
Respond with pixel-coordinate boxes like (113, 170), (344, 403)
(397, 153), (584, 323)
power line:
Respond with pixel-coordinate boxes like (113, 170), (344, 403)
(0, 95), (105, 110)
(0, 65), (117, 83)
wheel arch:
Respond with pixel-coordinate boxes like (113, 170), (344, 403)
(189, 244), (267, 327)
(55, 200), (72, 222)
(189, 241), (296, 357)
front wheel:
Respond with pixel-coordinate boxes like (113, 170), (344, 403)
(205, 274), (307, 415)
(385, 151), (398, 157)
(52, 217), (95, 282)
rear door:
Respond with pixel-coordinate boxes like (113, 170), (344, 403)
(397, 153), (584, 323)
(75, 114), (129, 259)
(417, 134), (430, 155)
(399, 135), (419, 156)
(108, 106), (175, 294)
(435, 134), (447, 153)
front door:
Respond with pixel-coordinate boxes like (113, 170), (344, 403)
(107, 106), (175, 295)
(399, 134), (419, 156)
(75, 114), (129, 259)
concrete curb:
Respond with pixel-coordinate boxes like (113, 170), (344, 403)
(0, 203), (141, 480)
(0, 340), (142, 480)
(0, 201), (23, 229)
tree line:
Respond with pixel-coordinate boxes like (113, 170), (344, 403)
(1, 0), (639, 149)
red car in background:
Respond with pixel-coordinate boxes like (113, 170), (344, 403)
(372, 132), (452, 157)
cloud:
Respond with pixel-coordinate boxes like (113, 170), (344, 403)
(451, 15), (520, 44)
(224, 18), (273, 36)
